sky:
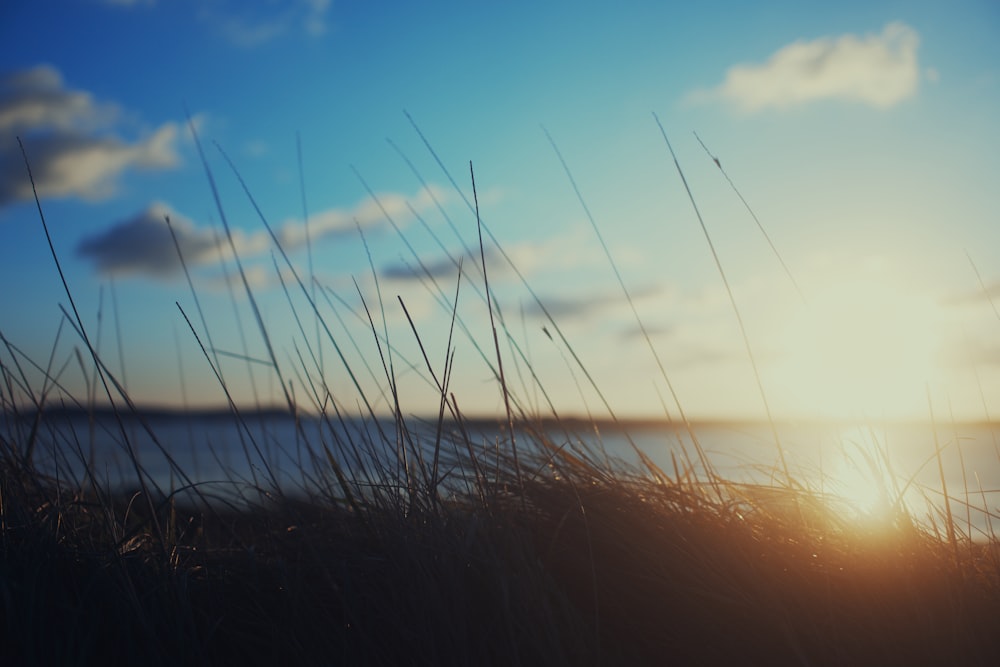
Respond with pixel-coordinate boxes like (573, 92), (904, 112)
(1, 0), (999, 422)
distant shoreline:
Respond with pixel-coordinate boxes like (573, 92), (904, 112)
(14, 403), (1000, 431)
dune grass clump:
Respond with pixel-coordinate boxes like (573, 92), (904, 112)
(4, 125), (1000, 665)
(3, 416), (1000, 666)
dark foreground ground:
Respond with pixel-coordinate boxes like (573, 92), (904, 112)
(3, 426), (1000, 667)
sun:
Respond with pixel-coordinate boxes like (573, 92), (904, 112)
(772, 271), (944, 421)
(820, 432), (898, 518)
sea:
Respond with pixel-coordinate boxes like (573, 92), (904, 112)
(14, 408), (1000, 540)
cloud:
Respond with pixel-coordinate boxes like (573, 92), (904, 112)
(200, 264), (299, 293)
(940, 281), (1000, 320)
(301, 0), (331, 36)
(0, 66), (116, 133)
(77, 202), (228, 278)
(525, 284), (662, 321)
(381, 246), (499, 283)
(99, 0), (327, 44)
(275, 185), (446, 250)
(379, 230), (579, 288)
(242, 139), (269, 158)
(502, 229), (607, 277)
(202, 0), (332, 47)
(619, 323), (673, 341)
(77, 186), (443, 279)
(98, 0), (155, 7)
(0, 65), (180, 207)
(382, 254), (466, 283)
(525, 292), (621, 320)
(379, 227), (613, 293)
(690, 22), (920, 112)
(942, 336), (1000, 368)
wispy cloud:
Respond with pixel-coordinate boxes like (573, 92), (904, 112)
(524, 284), (663, 322)
(301, 0), (331, 36)
(0, 65), (180, 207)
(380, 244), (545, 296)
(201, 0), (332, 47)
(381, 249), (480, 283)
(524, 292), (622, 320)
(940, 251), (1000, 319)
(274, 185), (446, 250)
(689, 22), (921, 112)
(378, 226), (602, 289)
(98, 0), (155, 7)
(618, 322), (673, 342)
(931, 329), (1000, 369)
(199, 263), (300, 293)
(76, 186), (444, 279)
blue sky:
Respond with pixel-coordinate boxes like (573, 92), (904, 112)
(1, 0), (999, 421)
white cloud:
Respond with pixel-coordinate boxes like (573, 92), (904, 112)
(276, 185), (447, 250)
(202, 0), (332, 47)
(690, 22), (921, 112)
(0, 65), (117, 133)
(501, 227), (607, 279)
(0, 65), (181, 206)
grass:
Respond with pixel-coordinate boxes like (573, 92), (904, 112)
(3, 124), (1000, 665)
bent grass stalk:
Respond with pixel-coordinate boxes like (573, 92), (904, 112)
(927, 388), (959, 559)
(543, 126), (718, 496)
(405, 112), (668, 478)
(653, 113), (793, 490)
(693, 131), (805, 303)
(470, 162), (524, 500)
(18, 137), (165, 549)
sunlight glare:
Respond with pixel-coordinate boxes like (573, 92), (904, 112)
(774, 272), (943, 420)
(822, 436), (896, 518)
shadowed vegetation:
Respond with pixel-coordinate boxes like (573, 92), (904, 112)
(3, 416), (999, 665)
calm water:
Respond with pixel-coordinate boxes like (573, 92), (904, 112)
(19, 411), (1000, 539)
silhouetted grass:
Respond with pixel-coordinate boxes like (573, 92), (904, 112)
(4, 126), (1000, 666)
(4, 414), (1000, 665)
